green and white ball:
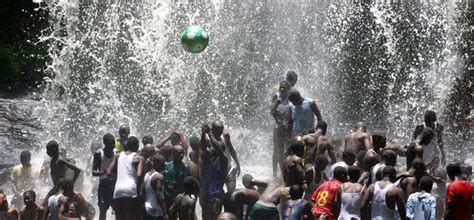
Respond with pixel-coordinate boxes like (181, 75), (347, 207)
(181, 26), (209, 53)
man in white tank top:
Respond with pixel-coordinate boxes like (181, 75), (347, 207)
(107, 136), (144, 220)
(92, 133), (116, 220)
(361, 166), (406, 220)
(143, 153), (166, 220)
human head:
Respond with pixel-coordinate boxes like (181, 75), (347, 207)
(278, 80), (292, 99)
(446, 163), (462, 181)
(342, 150), (356, 166)
(172, 145), (185, 162)
(286, 71), (298, 87)
(103, 133), (115, 150)
(316, 120), (328, 135)
(23, 190), (36, 207)
(289, 184), (303, 200)
(46, 140), (59, 158)
(348, 166), (361, 183)
(424, 110), (437, 126)
(356, 150), (367, 170)
(170, 132), (181, 146)
(142, 135), (154, 145)
(333, 166), (348, 182)
(217, 212), (238, 220)
(371, 131), (386, 152)
(20, 150), (31, 166)
(288, 88), (303, 105)
(67, 201), (80, 217)
(314, 155), (329, 171)
(118, 124), (130, 139)
(189, 136), (200, 152)
(152, 153), (165, 172)
(126, 136), (139, 152)
(57, 178), (74, 194)
(242, 174), (253, 189)
(183, 176), (200, 195)
(381, 150), (397, 167)
(419, 127), (434, 145)
(142, 144), (156, 160)
(211, 120), (224, 138)
(411, 158), (426, 177)
(419, 176), (433, 193)
(288, 138), (305, 157)
(354, 122), (367, 132)
(0, 192), (8, 211)
(382, 166), (397, 182)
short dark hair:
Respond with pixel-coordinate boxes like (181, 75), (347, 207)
(20, 150), (31, 159)
(183, 176), (199, 194)
(446, 163), (462, 180)
(411, 159), (426, 172)
(419, 176), (433, 193)
(316, 120), (328, 135)
(381, 150), (397, 166)
(103, 133), (115, 146)
(127, 136), (140, 152)
(288, 139), (305, 156)
(142, 135), (154, 145)
(348, 166), (361, 183)
(333, 166), (348, 182)
(288, 88), (301, 102)
(342, 150), (356, 160)
(47, 140), (59, 151)
(23, 190), (36, 200)
(372, 131), (386, 152)
(289, 184), (303, 200)
(424, 110), (436, 122)
(382, 166), (397, 181)
(57, 178), (74, 193)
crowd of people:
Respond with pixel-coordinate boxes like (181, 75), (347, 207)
(0, 71), (473, 220)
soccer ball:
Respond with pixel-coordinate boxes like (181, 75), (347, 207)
(181, 26), (209, 53)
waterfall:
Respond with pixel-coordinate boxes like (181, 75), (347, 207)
(32, 0), (471, 195)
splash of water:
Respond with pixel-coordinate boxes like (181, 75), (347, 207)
(31, 0), (471, 204)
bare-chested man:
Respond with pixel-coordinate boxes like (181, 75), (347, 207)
(20, 190), (45, 220)
(305, 155), (329, 201)
(361, 166), (406, 220)
(303, 120), (328, 165)
(44, 141), (82, 203)
(169, 176), (200, 220)
(223, 188), (260, 220)
(247, 181), (283, 220)
(412, 110), (446, 168)
(282, 140), (306, 187)
(345, 122), (371, 153)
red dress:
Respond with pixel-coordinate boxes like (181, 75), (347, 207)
(311, 179), (341, 220)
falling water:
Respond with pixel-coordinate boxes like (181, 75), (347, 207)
(14, 0), (471, 214)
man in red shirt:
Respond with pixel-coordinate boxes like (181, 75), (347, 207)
(311, 166), (347, 220)
(445, 163), (474, 220)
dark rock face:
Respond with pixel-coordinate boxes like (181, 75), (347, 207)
(0, 98), (41, 190)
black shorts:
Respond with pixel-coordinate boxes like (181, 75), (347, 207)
(98, 178), (115, 210)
